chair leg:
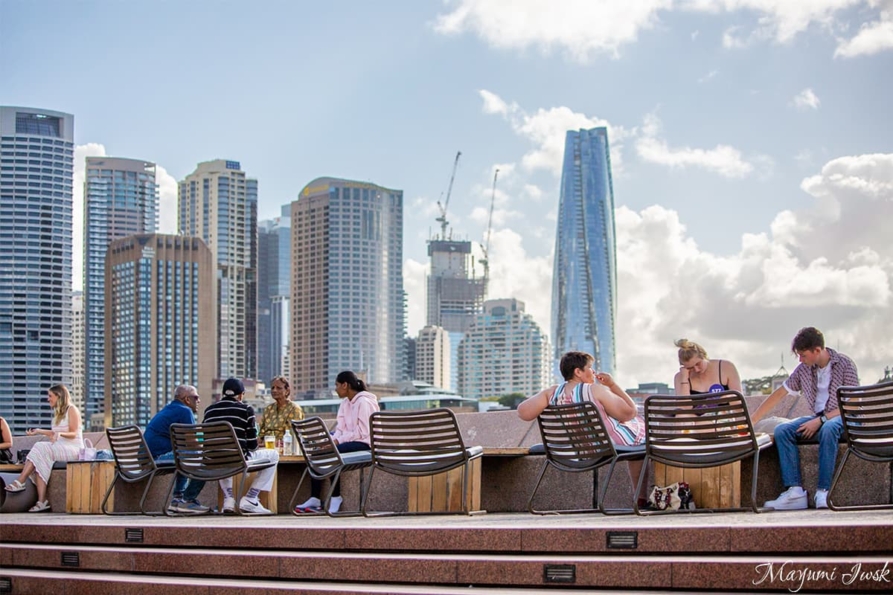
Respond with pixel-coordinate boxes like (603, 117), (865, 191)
(162, 471), (178, 517)
(322, 469), (343, 517)
(288, 468), (311, 514)
(233, 469), (250, 515)
(750, 451), (772, 514)
(139, 473), (157, 515)
(633, 456), (651, 516)
(526, 460), (551, 514)
(827, 450), (851, 511)
(360, 466), (376, 516)
(598, 458), (635, 515)
(100, 472), (120, 515)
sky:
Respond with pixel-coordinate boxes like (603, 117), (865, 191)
(2, 0), (892, 388)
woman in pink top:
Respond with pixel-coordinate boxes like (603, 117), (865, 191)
(294, 371), (380, 514)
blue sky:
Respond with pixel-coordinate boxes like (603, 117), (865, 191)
(3, 0), (892, 386)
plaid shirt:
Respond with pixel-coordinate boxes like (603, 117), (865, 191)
(258, 400), (304, 441)
(784, 348), (859, 414)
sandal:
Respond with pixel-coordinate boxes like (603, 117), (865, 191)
(4, 480), (26, 493)
(29, 500), (50, 512)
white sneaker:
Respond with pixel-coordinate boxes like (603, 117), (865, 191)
(814, 489), (829, 509)
(222, 496), (236, 514)
(765, 486), (808, 510)
(240, 496), (272, 515)
(328, 495), (343, 514)
(294, 496), (321, 513)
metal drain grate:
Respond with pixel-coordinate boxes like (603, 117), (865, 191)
(607, 530), (638, 549)
(543, 564), (576, 583)
(125, 528), (144, 543)
(61, 551), (80, 567)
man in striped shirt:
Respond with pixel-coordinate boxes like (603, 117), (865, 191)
(203, 378), (279, 514)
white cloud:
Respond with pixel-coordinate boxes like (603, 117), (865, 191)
(72, 143), (108, 291)
(435, 0), (673, 62)
(437, 0), (890, 59)
(697, 69), (719, 83)
(635, 113), (755, 178)
(835, 12), (893, 57)
(792, 88), (821, 110)
(404, 258), (429, 336)
(478, 89), (628, 175)
(614, 152), (893, 387)
(156, 165), (179, 233)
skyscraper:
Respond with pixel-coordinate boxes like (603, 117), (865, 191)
(178, 159), (257, 381)
(257, 205), (291, 384)
(0, 106), (74, 434)
(104, 233), (216, 428)
(457, 299), (551, 400)
(416, 325), (451, 390)
(290, 178), (404, 398)
(551, 127), (617, 374)
(70, 291), (85, 412)
(83, 157), (158, 428)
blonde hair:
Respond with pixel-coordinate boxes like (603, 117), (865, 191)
(675, 339), (708, 365)
(48, 384), (71, 425)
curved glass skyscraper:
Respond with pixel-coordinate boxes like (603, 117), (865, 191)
(551, 127), (617, 374)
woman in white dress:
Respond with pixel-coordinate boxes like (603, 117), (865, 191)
(4, 384), (83, 511)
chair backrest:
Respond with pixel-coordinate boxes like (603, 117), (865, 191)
(369, 408), (469, 476)
(169, 421), (247, 482)
(536, 402), (617, 471)
(105, 425), (156, 481)
(643, 391), (759, 467)
(291, 417), (344, 476)
(837, 381), (893, 461)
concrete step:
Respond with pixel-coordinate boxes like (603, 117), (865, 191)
(2, 544), (892, 591)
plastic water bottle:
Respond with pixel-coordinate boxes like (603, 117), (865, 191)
(282, 431), (293, 456)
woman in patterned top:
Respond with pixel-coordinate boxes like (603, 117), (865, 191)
(518, 351), (647, 504)
(258, 376), (304, 443)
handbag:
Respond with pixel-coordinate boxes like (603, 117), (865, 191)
(648, 481), (696, 510)
(0, 448), (12, 464)
(78, 438), (97, 461)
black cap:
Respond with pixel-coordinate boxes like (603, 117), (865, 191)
(222, 377), (245, 397)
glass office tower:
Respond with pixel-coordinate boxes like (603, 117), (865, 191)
(551, 127), (617, 374)
(178, 160), (258, 381)
(290, 178), (405, 398)
(83, 157), (158, 429)
(257, 205), (291, 384)
(0, 106), (75, 434)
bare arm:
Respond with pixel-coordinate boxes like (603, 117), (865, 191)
(0, 418), (11, 450)
(58, 406), (82, 440)
(517, 387), (555, 421)
(723, 360), (743, 393)
(594, 373), (638, 422)
(674, 368), (690, 396)
(750, 385), (789, 423)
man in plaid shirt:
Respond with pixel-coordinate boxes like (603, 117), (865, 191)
(752, 327), (859, 510)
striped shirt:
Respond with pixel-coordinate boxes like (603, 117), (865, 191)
(203, 397), (258, 453)
(784, 348), (859, 414)
(549, 382), (645, 446)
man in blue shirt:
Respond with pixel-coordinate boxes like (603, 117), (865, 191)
(145, 385), (208, 514)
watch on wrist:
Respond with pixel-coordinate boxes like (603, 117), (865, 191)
(819, 414), (828, 424)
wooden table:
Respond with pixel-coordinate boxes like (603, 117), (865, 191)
(66, 460), (116, 514)
(653, 461), (741, 509)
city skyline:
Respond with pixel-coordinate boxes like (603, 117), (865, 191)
(3, 2), (892, 388)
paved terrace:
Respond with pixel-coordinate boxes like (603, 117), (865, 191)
(1, 508), (891, 594)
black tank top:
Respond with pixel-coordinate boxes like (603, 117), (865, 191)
(689, 360), (730, 394)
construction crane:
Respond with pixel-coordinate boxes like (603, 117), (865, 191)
(480, 168), (498, 283)
(435, 151), (461, 240)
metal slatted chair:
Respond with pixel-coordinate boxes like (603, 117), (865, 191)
(167, 421), (276, 516)
(101, 425), (176, 516)
(634, 390), (772, 515)
(361, 408), (483, 516)
(829, 381), (893, 511)
(528, 402), (645, 515)
(288, 417), (372, 517)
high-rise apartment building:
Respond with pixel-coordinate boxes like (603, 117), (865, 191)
(178, 159), (257, 381)
(426, 240), (485, 390)
(0, 106), (74, 434)
(290, 178), (404, 398)
(457, 299), (551, 400)
(416, 325), (451, 390)
(70, 291), (85, 411)
(104, 233), (216, 428)
(551, 127), (617, 374)
(257, 205), (290, 384)
(83, 157), (158, 428)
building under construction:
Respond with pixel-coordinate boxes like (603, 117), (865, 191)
(426, 239), (486, 334)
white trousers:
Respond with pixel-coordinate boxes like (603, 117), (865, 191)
(219, 448), (279, 494)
